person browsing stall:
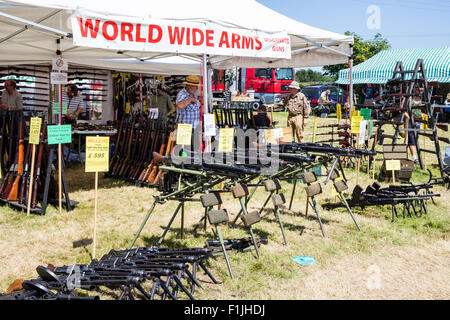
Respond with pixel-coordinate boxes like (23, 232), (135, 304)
(175, 75), (202, 128)
(1, 79), (23, 110)
(62, 84), (86, 122)
(317, 89), (332, 115)
(362, 83), (379, 106)
(270, 81), (311, 142)
(149, 83), (173, 122)
(248, 104), (272, 129)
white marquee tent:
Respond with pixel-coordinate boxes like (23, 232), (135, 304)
(0, 0), (353, 69)
(0, 0), (355, 122)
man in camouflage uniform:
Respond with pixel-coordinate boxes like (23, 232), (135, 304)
(274, 81), (311, 142)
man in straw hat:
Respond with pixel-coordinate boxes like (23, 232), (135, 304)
(176, 75), (202, 127)
(270, 80), (310, 142)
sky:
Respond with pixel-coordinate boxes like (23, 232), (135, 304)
(257, 0), (450, 71)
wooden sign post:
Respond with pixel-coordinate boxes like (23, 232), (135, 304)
(312, 118), (318, 143)
(386, 159), (401, 185)
(27, 117), (42, 216)
(47, 124), (72, 213)
(85, 136), (110, 259)
(351, 116), (363, 185)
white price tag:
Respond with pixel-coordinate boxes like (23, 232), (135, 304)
(50, 72), (68, 85)
(148, 108), (159, 119)
(204, 114), (216, 137)
(358, 120), (367, 145)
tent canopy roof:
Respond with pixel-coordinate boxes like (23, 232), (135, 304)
(336, 47), (450, 84)
(0, 0), (353, 73)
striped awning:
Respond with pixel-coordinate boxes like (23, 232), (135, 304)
(336, 47), (450, 84)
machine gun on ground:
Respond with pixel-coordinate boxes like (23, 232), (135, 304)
(321, 181), (439, 222)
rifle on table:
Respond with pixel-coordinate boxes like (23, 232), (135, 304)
(314, 138), (350, 145)
(276, 142), (376, 158)
(317, 124), (351, 129)
(315, 131), (351, 137)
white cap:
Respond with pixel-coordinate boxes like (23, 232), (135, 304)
(288, 81), (300, 90)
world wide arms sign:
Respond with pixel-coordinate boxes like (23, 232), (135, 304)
(71, 15), (291, 59)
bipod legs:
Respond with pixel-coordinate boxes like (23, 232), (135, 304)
(158, 202), (184, 246)
(309, 197), (326, 237)
(129, 200), (158, 249)
(338, 193), (361, 231)
(274, 205), (288, 245)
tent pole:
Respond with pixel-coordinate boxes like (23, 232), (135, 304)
(202, 54), (211, 152)
(349, 44), (354, 114)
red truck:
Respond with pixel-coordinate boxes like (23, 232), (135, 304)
(239, 68), (295, 110)
(211, 68), (295, 110)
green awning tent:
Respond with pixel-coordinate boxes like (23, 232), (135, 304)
(336, 47), (450, 84)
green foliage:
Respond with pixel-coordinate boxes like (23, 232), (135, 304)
(295, 69), (336, 83)
(323, 32), (391, 78)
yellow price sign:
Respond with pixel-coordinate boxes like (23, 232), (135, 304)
(176, 124), (192, 145)
(422, 114), (428, 129)
(85, 136), (110, 172)
(351, 116), (363, 134)
(218, 128), (234, 152)
(29, 117), (42, 145)
(336, 103), (342, 120)
(386, 159), (401, 171)
(125, 102), (130, 114)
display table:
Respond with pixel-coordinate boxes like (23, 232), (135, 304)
(68, 129), (117, 164)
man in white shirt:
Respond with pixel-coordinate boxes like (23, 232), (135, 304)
(1, 79), (23, 110)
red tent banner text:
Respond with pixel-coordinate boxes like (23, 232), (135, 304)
(71, 14), (291, 59)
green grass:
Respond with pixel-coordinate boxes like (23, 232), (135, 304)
(0, 114), (449, 299)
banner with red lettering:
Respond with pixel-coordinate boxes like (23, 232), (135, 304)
(71, 14), (291, 59)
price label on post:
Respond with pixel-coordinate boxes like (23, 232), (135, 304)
(336, 103), (342, 120)
(50, 72), (68, 85)
(29, 117), (42, 145)
(176, 123), (192, 145)
(386, 160), (401, 171)
(358, 120), (367, 145)
(218, 128), (234, 152)
(204, 114), (216, 137)
(422, 114), (428, 129)
(351, 116), (363, 134)
(47, 125), (72, 145)
(125, 102), (130, 114)
(360, 108), (372, 120)
(85, 136), (110, 172)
